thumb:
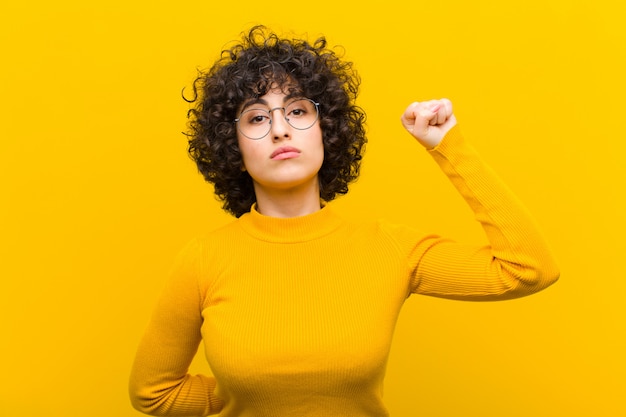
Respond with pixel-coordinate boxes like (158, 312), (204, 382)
(403, 102), (440, 139)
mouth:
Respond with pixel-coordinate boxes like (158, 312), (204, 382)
(270, 146), (301, 160)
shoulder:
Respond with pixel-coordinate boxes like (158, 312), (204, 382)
(192, 217), (245, 246)
(373, 218), (446, 259)
(172, 218), (244, 268)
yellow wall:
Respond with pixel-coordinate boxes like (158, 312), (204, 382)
(1, 1), (624, 416)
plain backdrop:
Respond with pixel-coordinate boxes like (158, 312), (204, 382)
(1, 1), (624, 416)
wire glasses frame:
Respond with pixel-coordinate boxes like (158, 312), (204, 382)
(234, 98), (320, 140)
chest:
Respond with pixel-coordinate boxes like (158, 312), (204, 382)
(199, 239), (410, 384)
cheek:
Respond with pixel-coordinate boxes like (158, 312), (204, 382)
(237, 136), (265, 172)
(237, 135), (253, 170)
(313, 127), (325, 162)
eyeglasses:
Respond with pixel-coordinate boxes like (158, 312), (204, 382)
(234, 98), (320, 140)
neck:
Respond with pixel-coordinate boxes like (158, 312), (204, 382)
(253, 181), (322, 218)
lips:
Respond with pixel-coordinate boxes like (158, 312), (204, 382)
(270, 146), (301, 160)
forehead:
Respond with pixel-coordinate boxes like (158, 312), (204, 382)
(240, 85), (304, 110)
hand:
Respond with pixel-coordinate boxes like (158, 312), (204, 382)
(400, 99), (456, 149)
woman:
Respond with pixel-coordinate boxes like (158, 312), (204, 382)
(129, 26), (559, 417)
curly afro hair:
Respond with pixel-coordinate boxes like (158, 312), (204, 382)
(184, 26), (367, 217)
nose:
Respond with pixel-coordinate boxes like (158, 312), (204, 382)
(268, 107), (291, 141)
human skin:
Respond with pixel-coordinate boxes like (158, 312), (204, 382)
(236, 88), (325, 218)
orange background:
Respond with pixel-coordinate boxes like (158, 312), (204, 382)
(1, 1), (624, 416)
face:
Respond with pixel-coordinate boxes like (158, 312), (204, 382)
(236, 88), (324, 198)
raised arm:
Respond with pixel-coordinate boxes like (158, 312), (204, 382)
(400, 99), (559, 300)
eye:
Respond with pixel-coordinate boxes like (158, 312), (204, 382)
(249, 115), (269, 124)
(289, 107), (307, 117)
(241, 109), (270, 125)
(286, 100), (312, 118)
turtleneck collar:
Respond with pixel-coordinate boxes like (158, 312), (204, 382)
(237, 204), (344, 243)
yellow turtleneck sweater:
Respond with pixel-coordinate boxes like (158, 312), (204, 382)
(129, 126), (559, 417)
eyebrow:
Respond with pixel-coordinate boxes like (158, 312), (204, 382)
(240, 92), (303, 111)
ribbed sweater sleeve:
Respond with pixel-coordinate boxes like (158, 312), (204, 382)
(403, 125), (560, 299)
(129, 239), (224, 416)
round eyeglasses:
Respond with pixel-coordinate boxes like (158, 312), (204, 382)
(234, 98), (320, 140)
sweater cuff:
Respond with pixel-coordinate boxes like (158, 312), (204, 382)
(426, 124), (465, 156)
(207, 377), (225, 414)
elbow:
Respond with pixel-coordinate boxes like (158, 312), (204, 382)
(531, 248), (561, 290)
(128, 395), (152, 416)
(129, 398), (149, 415)
(128, 383), (166, 416)
(538, 259), (560, 290)
(517, 255), (561, 293)
(497, 255), (560, 298)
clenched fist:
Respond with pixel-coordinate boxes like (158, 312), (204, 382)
(401, 99), (456, 149)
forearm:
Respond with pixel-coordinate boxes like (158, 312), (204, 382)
(129, 333), (222, 416)
(413, 126), (559, 300)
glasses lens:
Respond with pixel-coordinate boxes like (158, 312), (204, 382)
(285, 99), (319, 130)
(238, 108), (271, 140)
(236, 98), (319, 140)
